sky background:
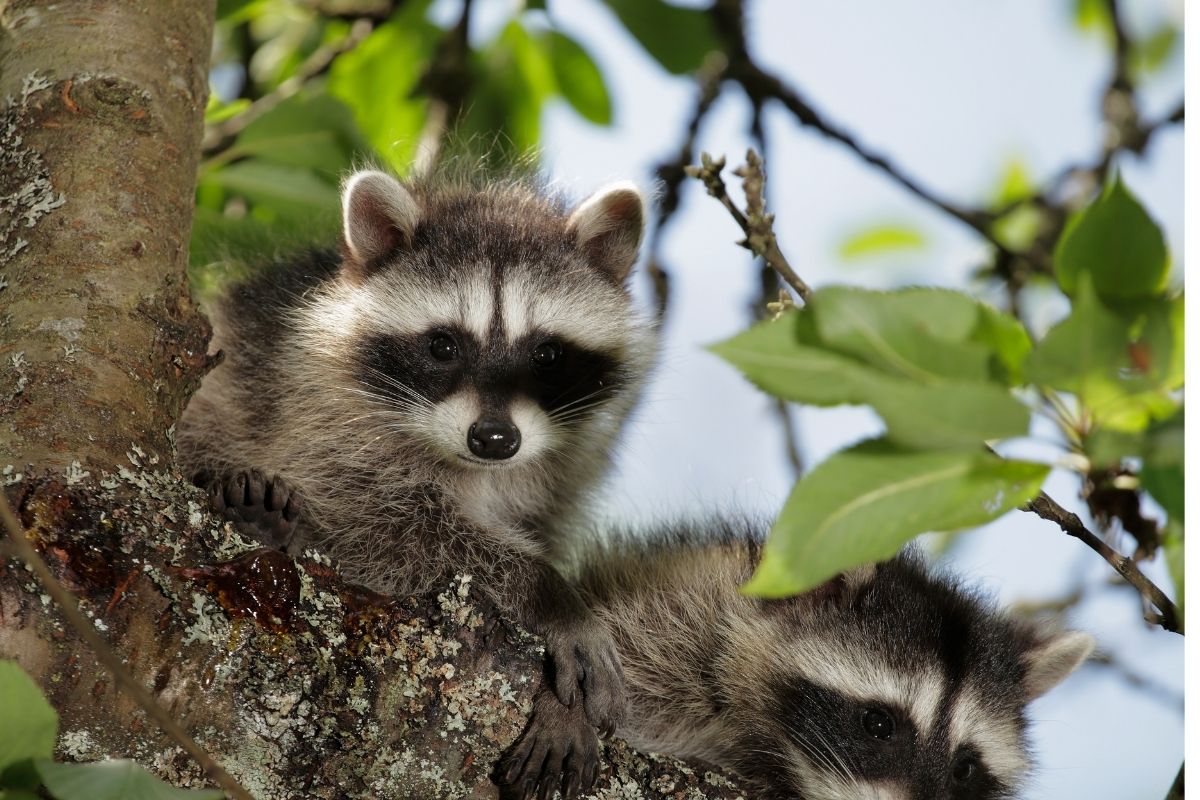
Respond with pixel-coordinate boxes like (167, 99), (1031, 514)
(430, 0), (1186, 797)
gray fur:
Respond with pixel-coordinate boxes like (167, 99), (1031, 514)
(505, 518), (1094, 800)
(178, 168), (657, 730)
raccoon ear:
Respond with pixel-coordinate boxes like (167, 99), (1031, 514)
(1022, 629), (1094, 700)
(567, 182), (645, 283)
(340, 170), (421, 277)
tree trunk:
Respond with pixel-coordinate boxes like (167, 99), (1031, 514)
(0, 3), (749, 798)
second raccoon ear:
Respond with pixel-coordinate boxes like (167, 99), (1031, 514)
(1022, 629), (1094, 700)
(341, 170), (421, 277)
(566, 182), (645, 283)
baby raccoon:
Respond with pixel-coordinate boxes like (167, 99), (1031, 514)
(177, 168), (657, 730)
(500, 519), (1094, 800)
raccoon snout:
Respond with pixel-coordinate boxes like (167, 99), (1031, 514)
(467, 419), (521, 460)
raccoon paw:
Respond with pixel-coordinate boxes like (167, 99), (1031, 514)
(496, 690), (600, 800)
(546, 622), (626, 738)
(204, 469), (303, 550)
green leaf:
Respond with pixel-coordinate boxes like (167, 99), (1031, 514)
(1073, 0), (1109, 31)
(1141, 410), (1184, 522)
(1131, 25), (1179, 75)
(991, 159), (1035, 207)
(1054, 175), (1169, 301)
(1163, 517), (1184, 623)
(203, 96), (250, 125)
(711, 309), (1031, 449)
(742, 442), (1049, 597)
(233, 93), (368, 176)
(0, 662), (58, 775)
(0, 790), (42, 800)
(542, 30), (612, 125)
(838, 223), (926, 260)
(35, 760), (224, 800)
(206, 161), (340, 210)
(811, 287), (995, 383)
(326, 2), (436, 173)
(601, 0), (720, 74)
(971, 304), (1032, 384)
(1028, 277), (1179, 431)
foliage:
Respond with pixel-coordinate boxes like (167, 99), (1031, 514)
(194, 0), (636, 289)
(715, 176), (1183, 597)
(0, 662), (222, 800)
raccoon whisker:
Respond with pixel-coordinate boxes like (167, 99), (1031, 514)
(548, 386), (611, 416)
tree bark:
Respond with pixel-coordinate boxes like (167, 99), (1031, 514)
(0, 3), (750, 798)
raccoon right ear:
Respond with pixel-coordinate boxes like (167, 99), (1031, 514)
(1022, 629), (1094, 700)
(567, 182), (645, 283)
(340, 170), (421, 277)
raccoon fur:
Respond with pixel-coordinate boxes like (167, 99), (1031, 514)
(177, 168), (657, 730)
(500, 518), (1094, 800)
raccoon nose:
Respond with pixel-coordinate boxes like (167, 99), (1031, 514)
(468, 420), (521, 460)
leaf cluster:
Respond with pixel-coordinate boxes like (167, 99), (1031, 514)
(715, 176), (1183, 602)
(0, 661), (222, 800)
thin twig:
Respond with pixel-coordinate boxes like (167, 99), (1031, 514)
(1025, 492), (1181, 635)
(0, 490), (256, 800)
(685, 150), (812, 303)
(1165, 764), (1183, 800)
(202, 18), (376, 154)
(645, 52), (728, 317)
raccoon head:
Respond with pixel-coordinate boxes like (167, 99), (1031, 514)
(727, 557), (1094, 800)
(308, 169), (652, 475)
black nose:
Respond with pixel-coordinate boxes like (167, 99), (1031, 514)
(467, 420), (521, 460)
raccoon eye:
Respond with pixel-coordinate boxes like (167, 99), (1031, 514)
(951, 755), (976, 784)
(860, 708), (894, 741)
(429, 334), (458, 361)
(531, 341), (562, 369)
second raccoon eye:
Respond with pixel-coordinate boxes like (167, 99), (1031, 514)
(951, 755), (976, 783)
(861, 708), (894, 741)
(429, 334), (458, 361)
(531, 341), (562, 369)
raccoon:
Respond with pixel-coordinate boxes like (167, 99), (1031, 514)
(177, 167), (657, 730)
(500, 519), (1095, 800)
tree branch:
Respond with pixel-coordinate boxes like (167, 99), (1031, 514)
(686, 150), (812, 303)
(645, 53), (728, 317)
(1025, 493), (1181, 634)
(412, 0), (474, 174)
(0, 490), (255, 800)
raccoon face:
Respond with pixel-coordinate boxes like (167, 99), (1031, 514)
(735, 558), (1094, 800)
(313, 170), (651, 471)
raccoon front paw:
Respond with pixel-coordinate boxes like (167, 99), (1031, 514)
(204, 469), (303, 550)
(545, 621), (626, 737)
(496, 690), (600, 800)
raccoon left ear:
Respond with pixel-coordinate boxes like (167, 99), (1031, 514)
(1022, 629), (1094, 700)
(567, 182), (645, 283)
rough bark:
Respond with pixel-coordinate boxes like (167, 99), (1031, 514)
(0, 0), (213, 474)
(0, 3), (751, 798)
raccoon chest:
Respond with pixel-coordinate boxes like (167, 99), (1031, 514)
(450, 471), (554, 536)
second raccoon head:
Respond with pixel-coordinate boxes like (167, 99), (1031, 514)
(307, 168), (653, 473)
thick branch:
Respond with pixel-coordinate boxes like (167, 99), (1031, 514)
(0, 491), (252, 800)
(1025, 493), (1181, 634)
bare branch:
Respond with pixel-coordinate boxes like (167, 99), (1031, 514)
(1025, 493), (1181, 635)
(1166, 764), (1184, 800)
(685, 150), (812, 303)
(645, 53), (728, 317)
(0, 490), (256, 800)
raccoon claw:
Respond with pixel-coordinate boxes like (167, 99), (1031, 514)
(547, 625), (626, 734)
(497, 690), (600, 800)
(202, 470), (303, 550)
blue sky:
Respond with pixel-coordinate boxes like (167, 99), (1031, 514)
(474, 0), (1186, 797)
